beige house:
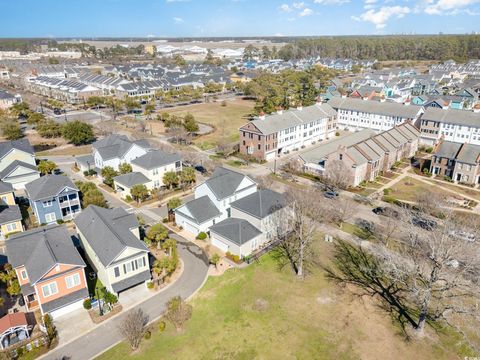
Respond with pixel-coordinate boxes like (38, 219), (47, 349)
(0, 181), (23, 240)
(74, 205), (150, 296)
(0, 139), (40, 190)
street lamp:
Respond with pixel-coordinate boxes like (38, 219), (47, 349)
(95, 286), (103, 316)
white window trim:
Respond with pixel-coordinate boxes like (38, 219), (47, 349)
(42, 282), (58, 298)
(43, 200), (53, 207)
(45, 212), (57, 223)
(6, 222), (17, 232)
(65, 273), (81, 289)
(21, 270), (27, 280)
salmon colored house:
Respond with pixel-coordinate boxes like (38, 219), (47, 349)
(6, 225), (88, 318)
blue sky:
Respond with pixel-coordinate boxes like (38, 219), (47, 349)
(1, 0), (479, 37)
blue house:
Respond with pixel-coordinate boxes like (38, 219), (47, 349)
(25, 175), (81, 224)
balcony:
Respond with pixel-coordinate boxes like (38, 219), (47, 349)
(26, 300), (39, 311)
(59, 198), (80, 208)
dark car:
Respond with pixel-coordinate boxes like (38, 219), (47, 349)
(194, 165), (207, 174)
(412, 216), (437, 231)
(53, 108), (62, 115)
(372, 206), (400, 219)
(324, 190), (339, 199)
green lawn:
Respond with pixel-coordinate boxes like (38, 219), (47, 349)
(96, 240), (470, 360)
(389, 177), (439, 202)
(161, 99), (254, 150)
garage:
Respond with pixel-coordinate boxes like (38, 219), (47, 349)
(211, 236), (229, 252)
(48, 299), (85, 319)
(183, 221), (199, 236)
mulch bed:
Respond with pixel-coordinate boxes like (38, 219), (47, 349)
(88, 304), (123, 324)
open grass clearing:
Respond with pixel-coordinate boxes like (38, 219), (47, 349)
(160, 99), (254, 150)
(96, 237), (473, 360)
(36, 144), (92, 157)
(424, 178), (480, 202)
(389, 176), (446, 202)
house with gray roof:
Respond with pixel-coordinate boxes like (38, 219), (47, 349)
(131, 149), (182, 189)
(209, 218), (263, 257)
(74, 206), (150, 296)
(0, 181), (23, 240)
(430, 140), (480, 184)
(0, 139), (40, 190)
(113, 172), (150, 199)
(301, 122), (420, 187)
(25, 175), (81, 224)
(92, 134), (150, 171)
(6, 225), (88, 318)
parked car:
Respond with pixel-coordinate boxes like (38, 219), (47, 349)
(194, 165), (207, 174)
(372, 206), (400, 219)
(53, 168), (63, 175)
(411, 215), (437, 231)
(324, 190), (339, 199)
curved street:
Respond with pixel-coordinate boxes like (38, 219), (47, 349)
(42, 234), (209, 360)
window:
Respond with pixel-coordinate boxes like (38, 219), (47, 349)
(42, 282), (58, 298)
(257, 144), (261, 150)
(43, 200), (53, 207)
(6, 222), (17, 232)
(114, 267), (120, 277)
(123, 262), (132, 274)
(45, 212), (56, 223)
(21, 270), (27, 280)
(153, 168), (158, 175)
(65, 273), (81, 289)
(142, 257), (146, 267)
(1, 196), (7, 203)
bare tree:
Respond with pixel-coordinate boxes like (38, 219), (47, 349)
(164, 296), (192, 332)
(373, 210), (401, 247)
(331, 198), (358, 229)
(255, 175), (274, 190)
(324, 159), (351, 190)
(118, 308), (149, 350)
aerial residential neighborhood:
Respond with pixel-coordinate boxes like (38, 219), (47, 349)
(1, 1), (480, 360)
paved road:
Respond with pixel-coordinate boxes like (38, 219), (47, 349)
(42, 235), (209, 360)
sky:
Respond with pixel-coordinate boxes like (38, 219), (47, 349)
(1, 0), (480, 38)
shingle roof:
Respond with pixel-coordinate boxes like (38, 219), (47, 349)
(0, 181), (13, 194)
(6, 225), (86, 285)
(41, 288), (89, 314)
(0, 161), (38, 180)
(231, 189), (285, 219)
(328, 96), (422, 118)
(113, 172), (150, 188)
(205, 167), (249, 200)
(210, 217), (262, 246)
(176, 195), (221, 224)
(0, 201), (22, 225)
(74, 206), (148, 267)
(0, 139), (34, 159)
(244, 103), (337, 135)
(93, 135), (150, 161)
(421, 107), (480, 127)
(434, 141), (480, 164)
(25, 175), (78, 201)
(111, 269), (151, 293)
(131, 149), (180, 170)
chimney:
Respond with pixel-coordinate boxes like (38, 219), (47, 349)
(380, 95), (385, 103)
(259, 111), (266, 120)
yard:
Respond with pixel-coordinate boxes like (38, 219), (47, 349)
(161, 99), (254, 150)
(96, 238), (471, 360)
(388, 176), (441, 202)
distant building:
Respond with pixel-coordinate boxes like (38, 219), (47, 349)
(0, 90), (21, 110)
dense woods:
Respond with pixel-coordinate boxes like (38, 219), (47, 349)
(277, 35), (480, 62)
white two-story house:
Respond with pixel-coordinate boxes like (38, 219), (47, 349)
(131, 149), (182, 189)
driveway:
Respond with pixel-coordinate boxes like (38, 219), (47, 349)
(41, 234), (209, 360)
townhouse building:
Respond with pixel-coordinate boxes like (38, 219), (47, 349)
(6, 225), (88, 318)
(239, 102), (337, 161)
(25, 175), (81, 224)
(301, 122), (420, 187)
(418, 107), (480, 146)
(430, 140), (480, 184)
(328, 96), (423, 133)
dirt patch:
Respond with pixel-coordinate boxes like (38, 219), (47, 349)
(252, 298), (269, 312)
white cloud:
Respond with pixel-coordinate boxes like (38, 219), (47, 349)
(299, 7), (314, 16)
(173, 17), (184, 23)
(352, 5), (410, 28)
(424, 0), (480, 15)
(293, 1), (306, 9)
(313, 0), (350, 4)
(279, 3), (293, 12)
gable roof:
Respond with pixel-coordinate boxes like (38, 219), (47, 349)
(204, 167), (251, 200)
(0, 139), (34, 160)
(0, 201), (22, 225)
(6, 224), (85, 285)
(113, 172), (150, 188)
(176, 195), (221, 224)
(25, 174), (78, 201)
(74, 206), (147, 267)
(131, 149), (181, 170)
(421, 107), (480, 127)
(93, 135), (150, 161)
(434, 141), (480, 164)
(210, 217), (262, 246)
(0, 181), (13, 194)
(0, 160), (39, 180)
(231, 189), (285, 219)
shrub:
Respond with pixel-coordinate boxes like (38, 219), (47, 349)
(425, 147), (433, 153)
(83, 299), (92, 310)
(196, 232), (207, 240)
(422, 168), (432, 177)
(56, 219), (65, 224)
(382, 195), (400, 205)
(83, 170), (90, 176)
(125, 195), (132, 202)
(225, 251), (241, 263)
(146, 281), (154, 289)
(335, 131), (340, 136)
(383, 188), (392, 195)
(144, 330), (152, 340)
(158, 321), (166, 332)
(162, 217), (169, 223)
(444, 176), (453, 182)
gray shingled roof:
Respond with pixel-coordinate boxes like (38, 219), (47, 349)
(328, 97), (422, 118)
(435, 141), (480, 164)
(0, 161), (38, 180)
(41, 288), (89, 314)
(25, 175), (78, 201)
(421, 107), (480, 127)
(111, 269), (151, 293)
(6, 225), (86, 285)
(210, 218), (262, 246)
(244, 103), (337, 135)
(176, 195), (221, 224)
(0, 201), (22, 225)
(113, 172), (150, 188)
(93, 135), (150, 161)
(131, 149), (180, 170)
(74, 206), (148, 267)
(0, 181), (13, 194)
(205, 167), (250, 200)
(231, 189), (285, 219)
(0, 139), (34, 159)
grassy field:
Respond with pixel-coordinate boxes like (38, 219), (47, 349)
(388, 177), (440, 202)
(424, 179), (480, 202)
(161, 99), (254, 150)
(96, 239), (471, 360)
(36, 144), (92, 157)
